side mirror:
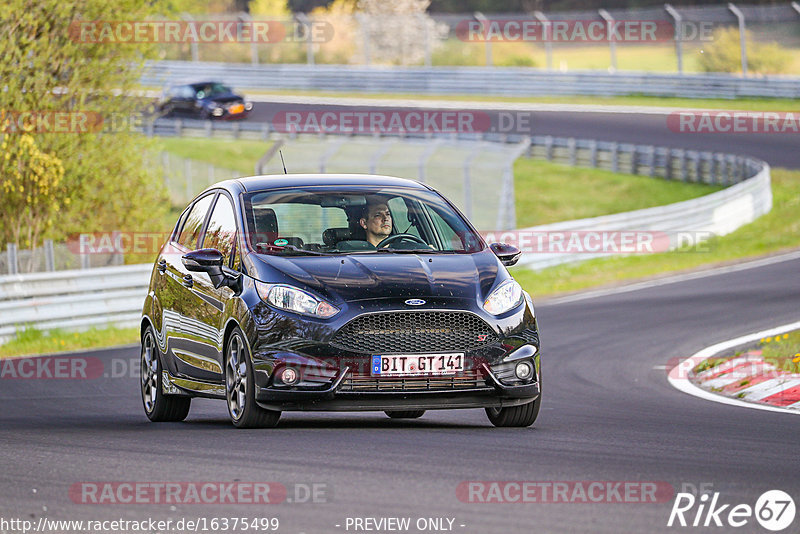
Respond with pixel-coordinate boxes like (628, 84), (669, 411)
(490, 242), (522, 267)
(182, 248), (223, 272)
(182, 248), (240, 290)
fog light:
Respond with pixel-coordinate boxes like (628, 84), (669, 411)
(280, 367), (299, 385)
(515, 361), (533, 380)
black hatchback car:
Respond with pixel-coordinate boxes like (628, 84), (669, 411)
(140, 174), (540, 428)
(157, 81), (252, 120)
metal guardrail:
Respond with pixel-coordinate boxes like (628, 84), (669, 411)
(142, 61), (800, 99)
(0, 264), (151, 342)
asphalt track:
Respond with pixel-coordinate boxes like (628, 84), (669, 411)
(2, 254), (799, 533)
(246, 101), (800, 170)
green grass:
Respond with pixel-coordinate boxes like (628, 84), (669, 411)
(761, 331), (800, 374)
(512, 167), (800, 298)
(514, 159), (721, 227)
(0, 326), (139, 358)
(156, 137), (273, 176)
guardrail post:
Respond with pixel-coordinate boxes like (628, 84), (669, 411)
(7, 243), (18, 275)
(567, 138), (576, 166)
(44, 240), (55, 272)
(728, 3), (748, 76)
(679, 149), (688, 181)
(598, 9), (618, 72)
(611, 142), (619, 172)
(261, 123), (270, 140)
(664, 4), (683, 74)
(544, 136), (554, 161)
(648, 146), (656, 177)
(146, 119), (155, 137)
(589, 139), (598, 167)
(474, 12), (493, 66)
(629, 146), (638, 175)
(533, 11), (553, 70)
(665, 149), (674, 179)
(692, 152), (701, 182)
(232, 122), (241, 139)
(174, 119), (183, 137)
(204, 120), (212, 137)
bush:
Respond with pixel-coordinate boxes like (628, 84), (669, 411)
(698, 27), (791, 74)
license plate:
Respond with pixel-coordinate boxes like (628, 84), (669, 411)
(229, 104), (244, 114)
(371, 353), (465, 377)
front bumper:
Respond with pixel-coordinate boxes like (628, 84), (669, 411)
(254, 363), (540, 412)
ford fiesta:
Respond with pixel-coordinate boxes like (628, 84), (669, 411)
(140, 174), (540, 428)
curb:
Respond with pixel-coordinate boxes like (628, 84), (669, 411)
(668, 320), (800, 415)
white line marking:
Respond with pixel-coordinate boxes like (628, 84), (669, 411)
(542, 250), (800, 305)
(668, 320), (800, 415)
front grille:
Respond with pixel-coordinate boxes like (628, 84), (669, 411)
(330, 311), (497, 354)
(339, 370), (486, 392)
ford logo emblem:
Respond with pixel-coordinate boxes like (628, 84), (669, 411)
(404, 299), (426, 306)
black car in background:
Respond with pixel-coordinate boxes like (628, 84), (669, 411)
(157, 81), (252, 119)
(140, 174), (540, 428)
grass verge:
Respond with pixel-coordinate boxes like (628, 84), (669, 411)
(760, 331), (800, 374)
(156, 137), (273, 176)
(0, 326), (139, 359)
(514, 159), (721, 226)
(512, 167), (800, 297)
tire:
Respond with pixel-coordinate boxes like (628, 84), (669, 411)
(140, 326), (191, 422)
(385, 410), (426, 419)
(225, 327), (281, 429)
(485, 397), (540, 428)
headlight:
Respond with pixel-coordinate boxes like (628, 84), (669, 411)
(483, 279), (524, 315)
(211, 107), (224, 116)
(255, 282), (339, 318)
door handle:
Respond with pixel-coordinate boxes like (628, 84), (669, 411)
(182, 274), (193, 288)
(157, 259), (167, 273)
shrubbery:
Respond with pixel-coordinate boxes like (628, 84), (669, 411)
(698, 27), (791, 74)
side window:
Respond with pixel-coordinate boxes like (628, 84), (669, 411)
(388, 197), (421, 238)
(177, 194), (215, 250)
(427, 208), (464, 251)
(202, 195), (237, 267)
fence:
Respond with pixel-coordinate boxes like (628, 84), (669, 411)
(141, 61), (800, 100)
(148, 3), (800, 76)
(151, 119), (526, 231)
(1, 240), (125, 276)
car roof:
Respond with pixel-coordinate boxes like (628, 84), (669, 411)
(213, 174), (431, 194)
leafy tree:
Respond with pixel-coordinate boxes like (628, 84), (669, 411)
(0, 134), (67, 255)
(0, 0), (170, 253)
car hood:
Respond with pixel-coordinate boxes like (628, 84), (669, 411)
(249, 250), (502, 303)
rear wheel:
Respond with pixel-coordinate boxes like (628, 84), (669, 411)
(385, 410), (426, 419)
(225, 328), (281, 429)
(140, 326), (191, 422)
(485, 397), (540, 428)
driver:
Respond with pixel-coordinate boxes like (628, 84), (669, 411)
(359, 199), (393, 247)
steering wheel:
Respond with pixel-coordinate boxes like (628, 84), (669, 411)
(376, 233), (428, 249)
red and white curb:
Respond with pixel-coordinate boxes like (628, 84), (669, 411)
(668, 320), (800, 415)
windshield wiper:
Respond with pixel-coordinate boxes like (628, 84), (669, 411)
(374, 248), (444, 254)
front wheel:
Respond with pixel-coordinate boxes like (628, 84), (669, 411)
(225, 328), (281, 429)
(485, 397), (540, 428)
(141, 326), (191, 422)
(385, 410), (425, 419)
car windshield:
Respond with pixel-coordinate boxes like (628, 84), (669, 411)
(242, 186), (484, 256)
(195, 83), (232, 98)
